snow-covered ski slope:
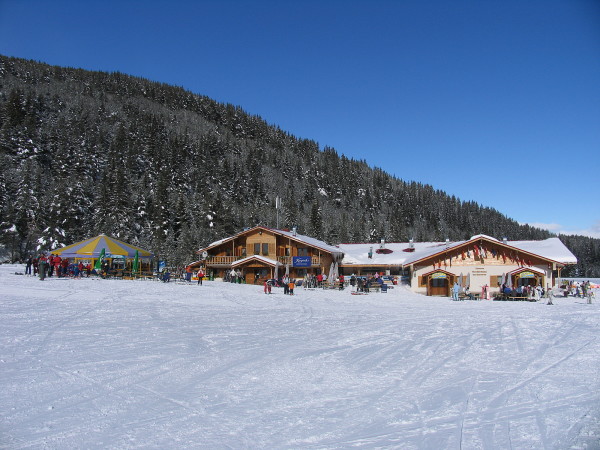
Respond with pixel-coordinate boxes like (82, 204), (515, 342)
(1, 265), (599, 449)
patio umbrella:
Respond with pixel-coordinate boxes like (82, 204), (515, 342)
(329, 261), (339, 285)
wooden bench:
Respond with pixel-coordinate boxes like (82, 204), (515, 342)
(366, 283), (388, 292)
(458, 293), (479, 300)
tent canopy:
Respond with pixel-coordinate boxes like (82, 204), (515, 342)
(53, 234), (153, 259)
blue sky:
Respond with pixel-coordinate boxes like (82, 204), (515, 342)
(1, 0), (599, 237)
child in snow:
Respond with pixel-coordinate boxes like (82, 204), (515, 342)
(264, 280), (272, 294)
(288, 279), (295, 295)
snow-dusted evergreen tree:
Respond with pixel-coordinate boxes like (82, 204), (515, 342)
(0, 55), (597, 274)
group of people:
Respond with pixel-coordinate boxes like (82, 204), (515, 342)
(561, 280), (595, 301)
(500, 283), (545, 300)
(451, 283), (477, 300)
(26, 254), (92, 280)
(163, 266), (206, 284)
(224, 269), (243, 283)
(264, 276), (296, 295)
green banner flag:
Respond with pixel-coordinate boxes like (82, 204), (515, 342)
(94, 248), (106, 270)
(132, 250), (139, 274)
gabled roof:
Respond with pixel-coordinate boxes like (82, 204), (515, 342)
(231, 255), (279, 268)
(509, 266), (545, 275)
(420, 268), (456, 278)
(402, 235), (576, 266)
(199, 226), (344, 257)
(340, 235), (577, 267)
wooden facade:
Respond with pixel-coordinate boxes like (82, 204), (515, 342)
(193, 226), (343, 285)
(190, 230), (575, 297)
(408, 236), (566, 297)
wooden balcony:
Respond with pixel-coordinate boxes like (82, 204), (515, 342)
(205, 255), (321, 267)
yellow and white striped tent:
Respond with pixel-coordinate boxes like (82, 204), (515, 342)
(53, 234), (153, 260)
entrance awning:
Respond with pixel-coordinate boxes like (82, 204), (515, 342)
(509, 267), (545, 277)
(231, 255), (279, 268)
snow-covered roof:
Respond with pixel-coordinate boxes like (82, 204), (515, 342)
(339, 242), (443, 266)
(340, 236), (577, 266)
(508, 237), (578, 264)
(270, 228), (343, 256)
(201, 226), (343, 257)
(231, 255), (279, 267)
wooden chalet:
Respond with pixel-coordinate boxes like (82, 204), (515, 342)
(193, 226), (344, 285)
(402, 234), (576, 297)
(339, 234), (577, 297)
(191, 229), (576, 297)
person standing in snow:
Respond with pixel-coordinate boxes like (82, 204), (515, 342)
(197, 268), (204, 285)
(283, 275), (289, 294)
(38, 255), (47, 281)
(25, 256), (32, 275)
(452, 282), (460, 301)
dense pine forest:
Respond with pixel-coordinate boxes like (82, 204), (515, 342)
(0, 56), (598, 276)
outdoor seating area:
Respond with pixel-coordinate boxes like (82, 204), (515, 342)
(493, 294), (535, 302)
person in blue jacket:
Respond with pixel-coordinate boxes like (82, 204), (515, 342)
(452, 282), (460, 301)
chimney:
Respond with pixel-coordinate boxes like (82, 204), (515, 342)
(503, 237), (507, 244)
(292, 227), (297, 236)
(380, 239), (385, 249)
(409, 239), (414, 249)
(368, 246), (373, 259)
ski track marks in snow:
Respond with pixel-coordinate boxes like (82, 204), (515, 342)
(1, 267), (599, 449)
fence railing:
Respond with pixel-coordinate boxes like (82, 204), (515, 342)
(205, 255), (321, 266)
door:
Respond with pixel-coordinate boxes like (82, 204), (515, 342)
(429, 277), (449, 296)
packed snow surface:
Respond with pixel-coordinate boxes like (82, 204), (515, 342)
(1, 265), (599, 449)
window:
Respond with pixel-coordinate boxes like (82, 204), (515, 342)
(254, 243), (260, 255)
(285, 247), (291, 257)
(298, 247), (309, 256)
(431, 278), (447, 288)
(262, 243), (269, 255)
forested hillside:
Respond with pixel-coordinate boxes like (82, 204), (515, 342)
(0, 56), (597, 275)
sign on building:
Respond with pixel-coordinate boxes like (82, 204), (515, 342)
(293, 256), (312, 267)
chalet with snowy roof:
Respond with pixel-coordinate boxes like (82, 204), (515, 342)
(194, 226), (344, 285)
(339, 234), (577, 297)
(193, 228), (576, 297)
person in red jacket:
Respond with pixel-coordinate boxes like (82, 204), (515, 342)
(316, 273), (323, 288)
(48, 254), (55, 277)
(61, 257), (69, 277)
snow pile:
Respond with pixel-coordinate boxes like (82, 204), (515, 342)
(1, 265), (599, 448)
